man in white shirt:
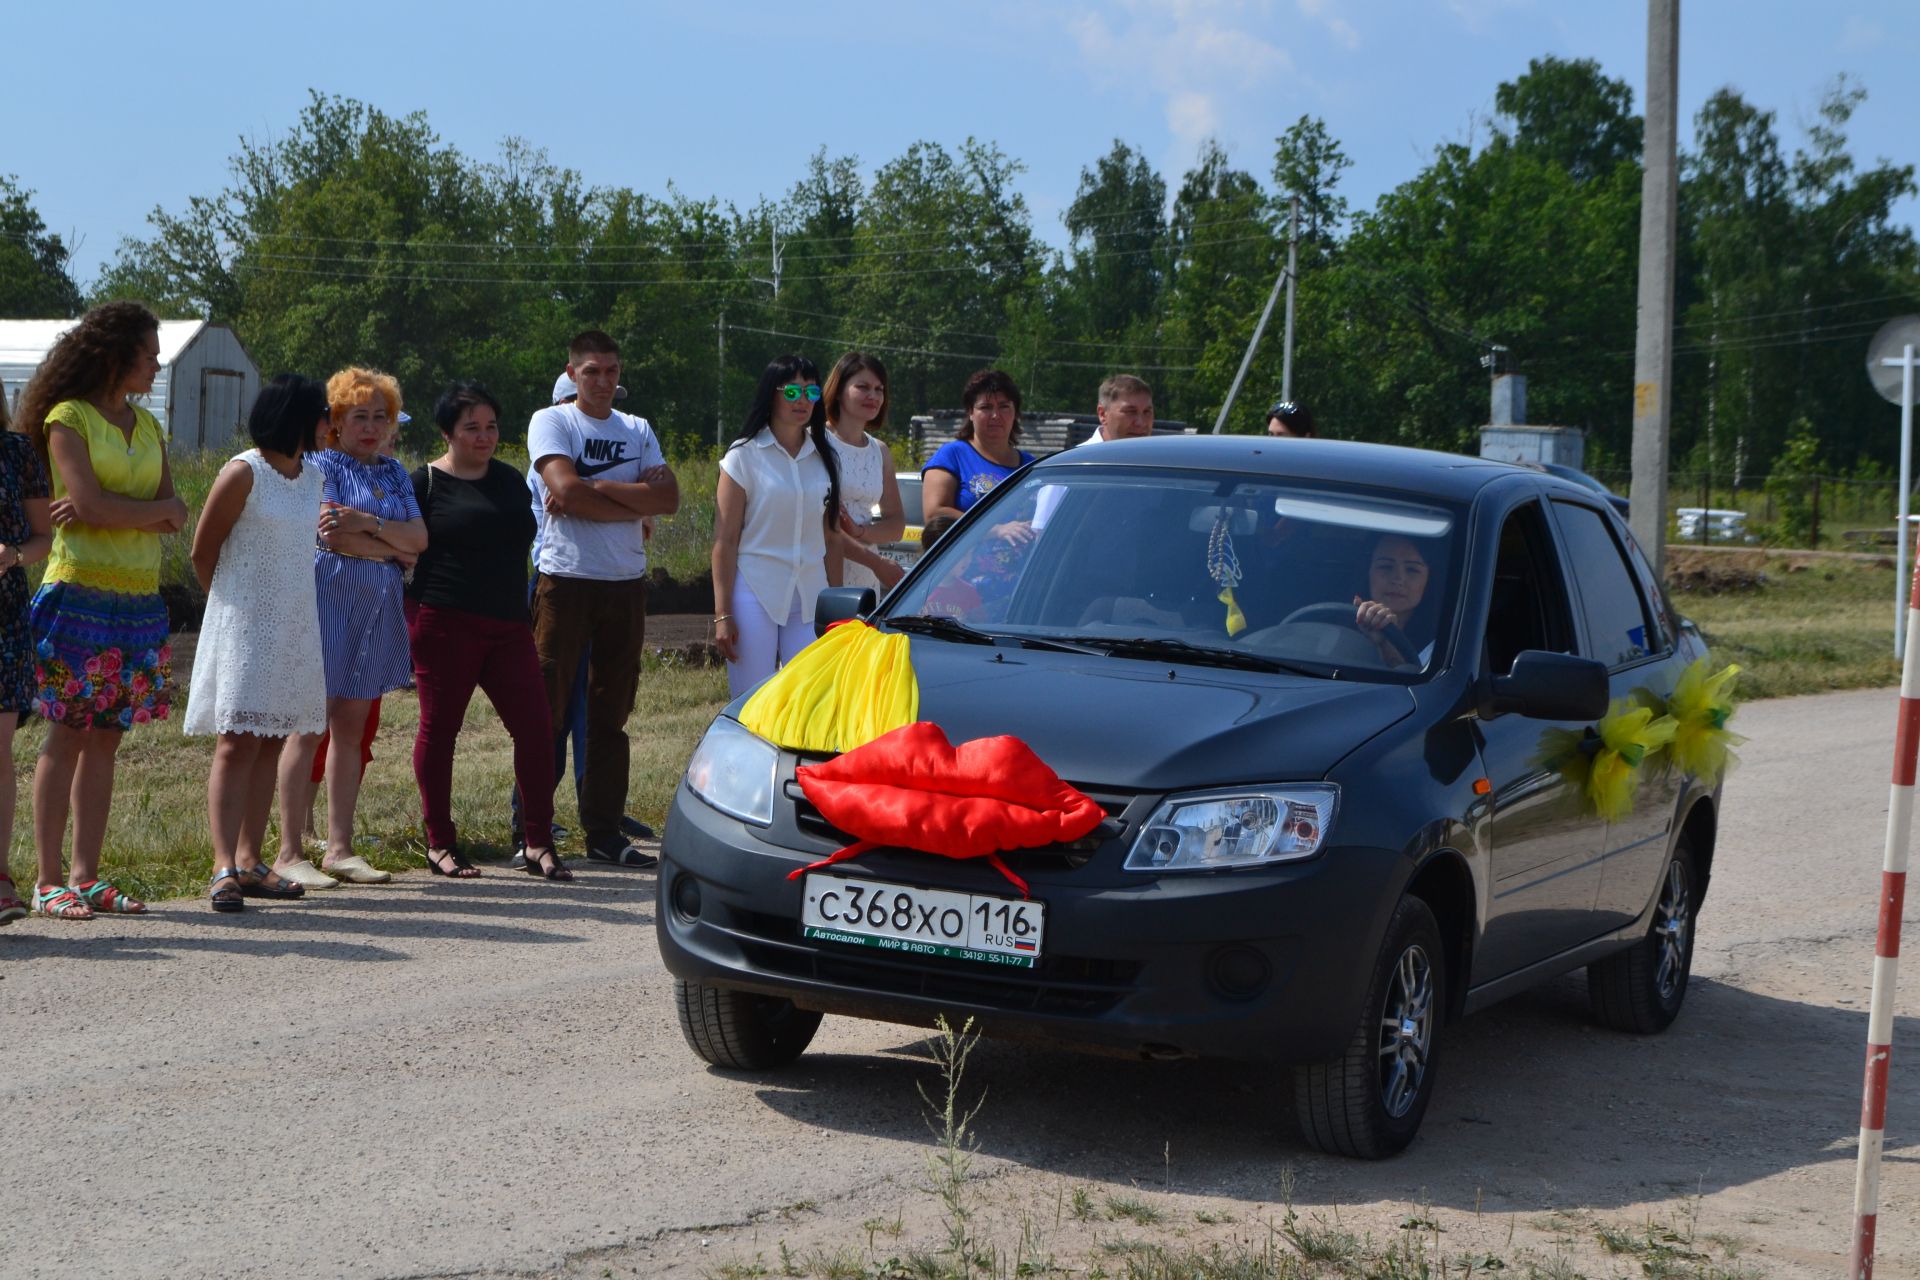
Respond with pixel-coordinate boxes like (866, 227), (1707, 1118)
(527, 330), (679, 867)
(1032, 373), (1155, 529)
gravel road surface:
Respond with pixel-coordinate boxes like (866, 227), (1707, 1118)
(1, 686), (1914, 1278)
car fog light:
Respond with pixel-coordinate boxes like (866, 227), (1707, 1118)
(685, 717), (778, 826)
(1207, 945), (1272, 1000)
(671, 873), (703, 922)
(1124, 786), (1337, 872)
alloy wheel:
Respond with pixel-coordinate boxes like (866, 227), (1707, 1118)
(1653, 859), (1692, 1001)
(1377, 943), (1435, 1119)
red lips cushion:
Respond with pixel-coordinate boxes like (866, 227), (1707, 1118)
(789, 721), (1105, 895)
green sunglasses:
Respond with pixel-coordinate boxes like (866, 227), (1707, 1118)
(780, 384), (823, 402)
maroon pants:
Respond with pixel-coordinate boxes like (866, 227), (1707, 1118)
(407, 602), (554, 850)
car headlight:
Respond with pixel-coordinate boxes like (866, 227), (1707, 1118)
(1123, 786), (1338, 872)
(685, 717), (778, 826)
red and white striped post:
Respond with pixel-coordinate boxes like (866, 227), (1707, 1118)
(1853, 541), (1920, 1279)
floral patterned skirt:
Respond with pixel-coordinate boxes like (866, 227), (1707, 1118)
(31, 582), (173, 730)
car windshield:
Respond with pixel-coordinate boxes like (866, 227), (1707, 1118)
(884, 465), (1462, 678)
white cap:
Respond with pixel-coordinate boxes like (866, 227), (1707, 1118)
(553, 371), (628, 404)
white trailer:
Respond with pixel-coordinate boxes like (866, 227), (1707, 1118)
(0, 318), (260, 453)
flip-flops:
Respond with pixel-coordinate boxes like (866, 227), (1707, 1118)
(71, 879), (146, 914)
(323, 855), (391, 884)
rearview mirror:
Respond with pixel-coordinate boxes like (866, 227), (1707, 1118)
(1481, 651), (1609, 721)
(815, 586), (876, 636)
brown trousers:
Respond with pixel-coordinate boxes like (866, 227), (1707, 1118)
(530, 574), (646, 848)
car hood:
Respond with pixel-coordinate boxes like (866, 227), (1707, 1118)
(898, 639), (1418, 790)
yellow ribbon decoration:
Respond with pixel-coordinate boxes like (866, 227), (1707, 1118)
(739, 622), (919, 755)
(1588, 700), (1678, 823)
(1219, 585), (1247, 637)
(1665, 658), (1743, 786)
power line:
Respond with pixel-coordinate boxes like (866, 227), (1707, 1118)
(753, 300), (1211, 353)
(723, 322), (1200, 373)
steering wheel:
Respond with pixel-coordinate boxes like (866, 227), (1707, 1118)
(1279, 601), (1418, 667)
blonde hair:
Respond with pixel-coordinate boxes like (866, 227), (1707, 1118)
(323, 367), (402, 447)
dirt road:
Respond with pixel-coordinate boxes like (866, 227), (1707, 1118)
(1, 686), (1914, 1278)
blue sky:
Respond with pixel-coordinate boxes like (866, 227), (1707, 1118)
(7, 0), (1915, 288)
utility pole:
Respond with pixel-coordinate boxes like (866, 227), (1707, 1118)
(716, 310), (726, 446)
(1628, 0), (1680, 574)
(1211, 254), (1290, 434)
(1281, 195), (1300, 403)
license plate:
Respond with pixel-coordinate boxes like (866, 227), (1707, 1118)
(800, 872), (1046, 969)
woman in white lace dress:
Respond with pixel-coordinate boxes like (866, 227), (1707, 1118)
(185, 376), (329, 912)
(823, 352), (907, 594)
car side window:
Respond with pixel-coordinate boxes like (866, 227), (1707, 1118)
(1485, 502), (1576, 676)
(1552, 501), (1659, 667)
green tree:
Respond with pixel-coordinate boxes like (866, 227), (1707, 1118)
(1271, 115), (1351, 251)
(0, 176), (84, 317)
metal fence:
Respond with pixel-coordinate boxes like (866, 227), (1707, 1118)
(1593, 470), (1906, 550)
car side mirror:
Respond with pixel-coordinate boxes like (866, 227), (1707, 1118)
(815, 586), (876, 636)
(1480, 650), (1609, 721)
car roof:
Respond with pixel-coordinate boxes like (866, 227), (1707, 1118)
(1026, 435), (1521, 503)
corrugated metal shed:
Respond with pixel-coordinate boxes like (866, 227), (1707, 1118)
(0, 319), (260, 452)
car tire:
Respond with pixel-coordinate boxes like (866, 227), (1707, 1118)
(1293, 894), (1445, 1159)
(1587, 838), (1698, 1034)
(674, 978), (823, 1071)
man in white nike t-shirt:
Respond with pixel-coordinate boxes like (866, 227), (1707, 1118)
(526, 330), (679, 867)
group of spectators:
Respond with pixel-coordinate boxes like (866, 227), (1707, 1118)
(0, 297), (1318, 921)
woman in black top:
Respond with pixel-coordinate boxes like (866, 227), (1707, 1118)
(405, 381), (566, 880)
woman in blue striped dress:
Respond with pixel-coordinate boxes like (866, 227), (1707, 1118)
(275, 367), (426, 888)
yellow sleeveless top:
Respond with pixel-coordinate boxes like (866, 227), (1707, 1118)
(43, 400), (166, 593)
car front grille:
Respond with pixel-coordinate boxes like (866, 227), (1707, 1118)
(723, 909), (1141, 1017)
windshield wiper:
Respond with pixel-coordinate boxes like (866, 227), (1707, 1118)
(1064, 635), (1324, 677)
(885, 614), (998, 645)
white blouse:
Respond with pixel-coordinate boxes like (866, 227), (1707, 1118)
(719, 430), (833, 620)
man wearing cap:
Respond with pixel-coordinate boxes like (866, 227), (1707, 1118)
(525, 330), (679, 868)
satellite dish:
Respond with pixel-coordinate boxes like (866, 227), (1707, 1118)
(1868, 315), (1920, 404)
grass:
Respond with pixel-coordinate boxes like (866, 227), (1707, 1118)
(2, 658), (729, 902)
(1667, 548), (1903, 698)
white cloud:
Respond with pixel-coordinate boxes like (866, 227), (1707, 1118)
(1295, 0), (1359, 49)
(1067, 1), (1291, 158)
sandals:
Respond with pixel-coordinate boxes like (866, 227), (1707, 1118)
(323, 855), (392, 884)
(210, 867), (245, 913)
(522, 847), (574, 882)
(235, 864), (305, 899)
(425, 847), (481, 878)
(35, 885), (93, 920)
(71, 878), (146, 915)
(0, 875), (26, 926)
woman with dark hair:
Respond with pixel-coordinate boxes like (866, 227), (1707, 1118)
(1354, 533), (1435, 667)
(822, 352), (906, 593)
(185, 375), (329, 911)
(711, 355), (843, 697)
(276, 367), (426, 888)
(403, 380), (562, 880)
(0, 372), (53, 926)
(921, 369), (1035, 525)
(15, 301), (188, 920)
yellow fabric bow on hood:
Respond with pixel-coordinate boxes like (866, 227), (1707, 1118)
(739, 621), (919, 755)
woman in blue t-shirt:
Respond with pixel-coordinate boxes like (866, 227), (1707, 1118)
(921, 370), (1035, 530)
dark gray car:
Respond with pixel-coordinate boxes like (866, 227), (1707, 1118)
(658, 438), (1719, 1157)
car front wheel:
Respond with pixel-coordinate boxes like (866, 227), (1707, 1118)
(1588, 838), (1698, 1034)
(1293, 894), (1445, 1158)
(674, 979), (823, 1070)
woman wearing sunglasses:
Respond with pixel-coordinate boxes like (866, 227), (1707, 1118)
(711, 356), (843, 696)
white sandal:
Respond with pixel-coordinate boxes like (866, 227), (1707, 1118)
(278, 860), (342, 890)
(323, 854), (391, 884)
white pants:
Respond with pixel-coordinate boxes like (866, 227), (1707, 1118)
(726, 571), (813, 698)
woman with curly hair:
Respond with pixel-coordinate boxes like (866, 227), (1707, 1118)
(274, 367), (425, 889)
(15, 301), (188, 920)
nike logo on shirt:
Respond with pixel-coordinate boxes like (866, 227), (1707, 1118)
(575, 456), (629, 477)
